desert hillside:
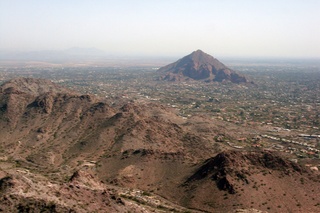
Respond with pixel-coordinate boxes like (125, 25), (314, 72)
(0, 78), (319, 212)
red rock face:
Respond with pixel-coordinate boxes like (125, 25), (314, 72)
(158, 50), (248, 83)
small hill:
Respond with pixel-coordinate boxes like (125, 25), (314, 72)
(158, 50), (248, 83)
(182, 150), (320, 212)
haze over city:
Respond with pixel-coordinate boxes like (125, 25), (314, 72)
(1, 0), (320, 58)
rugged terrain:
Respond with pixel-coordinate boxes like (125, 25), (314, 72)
(183, 150), (320, 212)
(158, 50), (248, 83)
(0, 78), (319, 212)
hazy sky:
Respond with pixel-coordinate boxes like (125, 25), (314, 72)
(1, 0), (319, 58)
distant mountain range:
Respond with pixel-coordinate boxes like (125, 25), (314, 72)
(0, 47), (111, 62)
(158, 50), (249, 83)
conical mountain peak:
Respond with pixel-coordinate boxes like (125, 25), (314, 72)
(158, 50), (249, 83)
(187, 49), (214, 63)
(191, 49), (206, 55)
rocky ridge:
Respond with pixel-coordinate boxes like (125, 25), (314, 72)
(0, 78), (319, 212)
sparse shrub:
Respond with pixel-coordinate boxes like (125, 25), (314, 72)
(157, 205), (166, 209)
(141, 191), (151, 196)
(300, 177), (304, 184)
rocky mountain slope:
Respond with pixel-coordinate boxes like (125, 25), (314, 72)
(182, 150), (320, 212)
(0, 167), (197, 213)
(158, 50), (248, 83)
(0, 78), (218, 167)
(0, 78), (319, 212)
(0, 77), (221, 212)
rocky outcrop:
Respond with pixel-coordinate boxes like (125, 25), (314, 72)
(186, 150), (305, 194)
